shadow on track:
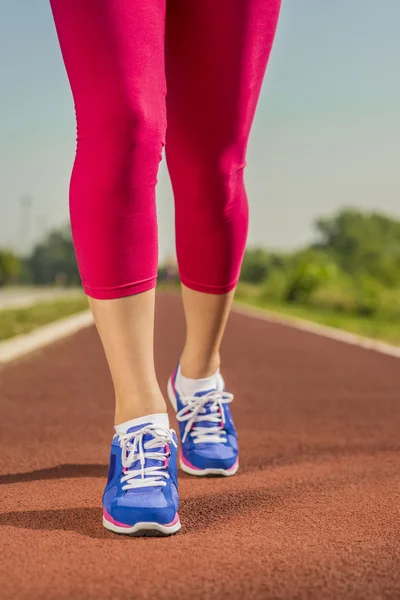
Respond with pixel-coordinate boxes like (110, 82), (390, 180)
(0, 488), (282, 539)
(0, 464), (108, 484)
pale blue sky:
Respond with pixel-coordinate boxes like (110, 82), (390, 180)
(1, 0), (399, 258)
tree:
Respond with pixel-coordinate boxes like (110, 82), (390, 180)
(284, 249), (338, 303)
(27, 227), (80, 285)
(314, 209), (400, 286)
(241, 248), (287, 284)
(0, 250), (21, 286)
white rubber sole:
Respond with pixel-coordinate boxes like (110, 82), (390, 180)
(179, 458), (239, 477)
(103, 516), (181, 537)
(167, 377), (239, 477)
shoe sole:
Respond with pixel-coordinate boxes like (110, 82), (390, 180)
(167, 377), (239, 478)
(103, 510), (181, 537)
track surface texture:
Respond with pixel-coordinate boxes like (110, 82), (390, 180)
(1, 291), (399, 599)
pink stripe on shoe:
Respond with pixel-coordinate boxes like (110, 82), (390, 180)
(180, 450), (239, 472)
(163, 512), (180, 527)
(179, 449), (203, 471)
(103, 509), (131, 528)
(225, 459), (239, 473)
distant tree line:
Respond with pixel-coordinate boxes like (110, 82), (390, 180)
(0, 225), (174, 288)
(0, 226), (80, 287)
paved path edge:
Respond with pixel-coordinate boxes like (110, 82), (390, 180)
(0, 310), (94, 365)
(233, 302), (400, 359)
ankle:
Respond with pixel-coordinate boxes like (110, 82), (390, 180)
(114, 394), (167, 426)
(114, 412), (169, 433)
(179, 352), (220, 379)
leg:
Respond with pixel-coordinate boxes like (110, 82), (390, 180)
(50, 0), (180, 536)
(88, 292), (163, 424)
(179, 287), (234, 378)
(165, 0), (281, 378)
(165, 0), (280, 476)
(50, 0), (167, 423)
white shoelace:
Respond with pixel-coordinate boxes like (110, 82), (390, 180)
(176, 391), (234, 444)
(118, 426), (176, 490)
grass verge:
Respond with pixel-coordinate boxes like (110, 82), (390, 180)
(0, 296), (89, 341)
(235, 284), (400, 346)
(9, 284), (396, 347)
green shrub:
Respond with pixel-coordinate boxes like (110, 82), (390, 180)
(309, 276), (400, 320)
(240, 249), (270, 283)
(261, 269), (288, 301)
(284, 252), (339, 304)
(378, 288), (400, 319)
(0, 250), (21, 286)
(240, 249), (289, 285)
(309, 276), (357, 313)
(235, 282), (262, 300)
(354, 275), (383, 317)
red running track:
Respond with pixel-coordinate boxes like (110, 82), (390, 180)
(1, 292), (399, 599)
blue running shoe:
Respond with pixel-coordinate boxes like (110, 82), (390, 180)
(167, 366), (239, 476)
(102, 424), (181, 536)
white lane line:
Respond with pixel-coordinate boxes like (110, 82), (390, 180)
(0, 310), (94, 365)
(233, 303), (400, 359)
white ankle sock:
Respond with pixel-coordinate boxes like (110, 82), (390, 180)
(115, 412), (169, 435)
(175, 365), (220, 398)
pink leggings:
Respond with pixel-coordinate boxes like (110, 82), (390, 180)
(50, 0), (280, 299)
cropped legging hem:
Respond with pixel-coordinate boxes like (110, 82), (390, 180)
(179, 274), (239, 295)
(83, 276), (157, 300)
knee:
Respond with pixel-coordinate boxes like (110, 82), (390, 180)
(74, 101), (166, 195)
(76, 101), (166, 160)
(212, 141), (247, 177)
(188, 145), (248, 215)
(128, 103), (167, 153)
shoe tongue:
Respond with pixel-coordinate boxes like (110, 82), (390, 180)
(124, 424), (165, 470)
(194, 388), (222, 429)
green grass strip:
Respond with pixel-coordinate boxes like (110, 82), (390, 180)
(0, 296), (89, 341)
(235, 295), (400, 346)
